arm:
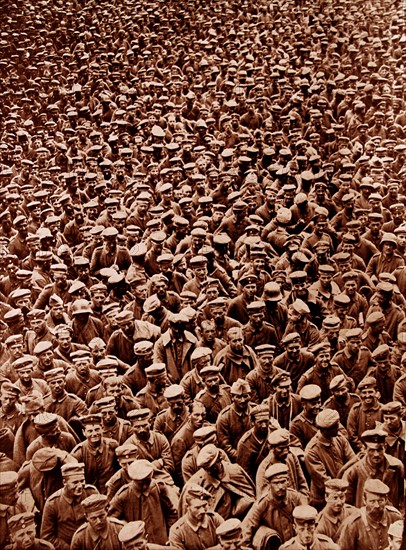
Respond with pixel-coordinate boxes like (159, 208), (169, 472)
(41, 500), (71, 550)
(216, 412), (237, 461)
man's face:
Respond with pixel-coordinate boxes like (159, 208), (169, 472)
(11, 526), (36, 550)
(295, 520), (316, 546)
(105, 381), (122, 402)
(39, 349), (54, 367)
(210, 306), (226, 325)
(64, 476), (85, 499)
(249, 309), (265, 328)
(304, 397), (322, 418)
(133, 284), (148, 301)
(49, 377), (65, 397)
(1, 391), (17, 412)
(243, 283), (257, 299)
(8, 342), (24, 359)
(229, 332), (244, 353)
(344, 280), (357, 296)
(232, 391), (250, 412)
(190, 404), (206, 428)
(204, 374), (220, 394)
(366, 444), (385, 466)
(119, 319), (134, 338)
(326, 490), (346, 514)
(383, 413), (401, 433)
(168, 396), (185, 416)
(258, 353), (274, 374)
(316, 351), (330, 369)
(74, 359), (91, 378)
(57, 333), (71, 351)
(83, 423), (103, 446)
(51, 304), (65, 320)
(269, 474), (288, 499)
(132, 419), (150, 441)
(17, 366), (33, 385)
(286, 341), (300, 360)
(86, 507), (108, 534)
(254, 417), (269, 439)
(101, 406), (117, 427)
(188, 499), (207, 523)
(364, 490), (386, 520)
(275, 381), (291, 403)
(360, 387), (377, 406)
(346, 337), (360, 354)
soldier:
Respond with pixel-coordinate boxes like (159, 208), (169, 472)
(0, 471), (28, 549)
(94, 395), (132, 445)
(246, 344), (281, 403)
(236, 404), (271, 482)
(65, 349), (101, 401)
(169, 484), (223, 550)
(125, 408), (174, 475)
(322, 374), (360, 428)
(7, 512), (54, 550)
(40, 462), (98, 550)
(347, 376), (383, 451)
(0, 381), (24, 434)
(214, 327), (258, 385)
(343, 428), (404, 509)
(216, 378), (253, 462)
(71, 494), (124, 550)
(108, 459), (178, 545)
(297, 342), (350, 403)
(279, 505), (339, 549)
(154, 384), (189, 443)
(290, 385), (322, 449)
(267, 372), (302, 430)
(71, 414), (119, 494)
(195, 365), (232, 424)
(338, 479), (402, 550)
(273, 333), (314, 392)
(122, 340), (154, 396)
(367, 345), (401, 404)
(242, 463), (307, 547)
(304, 409), (355, 508)
(180, 346), (212, 403)
(332, 328), (374, 388)
(13, 355), (49, 398)
(134, 363), (169, 418)
(381, 401), (406, 464)
(43, 367), (88, 423)
(242, 300), (278, 349)
(315, 479), (357, 543)
(118, 520), (169, 550)
(26, 412), (76, 460)
(181, 444), (255, 520)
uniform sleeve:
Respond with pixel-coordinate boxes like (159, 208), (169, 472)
(70, 529), (84, 550)
(216, 411), (237, 461)
(158, 433), (175, 475)
(241, 499), (266, 544)
(108, 491), (125, 519)
(342, 465), (357, 505)
(41, 500), (71, 550)
(168, 522), (186, 550)
(73, 397), (89, 418)
(337, 517), (359, 550)
(158, 483), (179, 529)
(346, 406), (361, 451)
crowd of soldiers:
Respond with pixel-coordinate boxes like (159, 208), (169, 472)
(0, 0), (405, 547)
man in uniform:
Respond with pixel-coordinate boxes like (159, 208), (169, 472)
(43, 367), (88, 423)
(71, 494), (124, 550)
(347, 376), (383, 451)
(280, 505), (340, 549)
(154, 384), (189, 443)
(94, 395), (133, 445)
(315, 479), (357, 543)
(196, 365), (232, 424)
(236, 404), (271, 482)
(169, 484), (224, 550)
(0, 472), (28, 549)
(322, 374), (360, 428)
(108, 459), (178, 546)
(214, 327), (258, 385)
(343, 428), (404, 509)
(181, 444), (256, 520)
(180, 347), (212, 403)
(246, 344), (282, 403)
(71, 413), (119, 494)
(381, 401), (406, 464)
(40, 462), (98, 550)
(304, 409), (355, 508)
(216, 378), (253, 462)
(242, 463), (307, 548)
(290, 385), (322, 448)
(118, 520), (169, 550)
(7, 512), (54, 550)
(338, 479), (402, 550)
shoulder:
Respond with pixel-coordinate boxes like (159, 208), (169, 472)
(350, 402), (361, 409)
(46, 488), (64, 502)
(73, 523), (88, 535)
(217, 404), (232, 417)
(155, 409), (168, 419)
(109, 517), (126, 527)
(238, 430), (254, 445)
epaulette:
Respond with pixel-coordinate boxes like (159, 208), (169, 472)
(74, 523), (87, 534)
(155, 409), (167, 417)
(317, 534), (334, 542)
(217, 404), (232, 417)
(351, 402), (361, 408)
(195, 389), (206, 399)
(47, 489), (63, 501)
(238, 431), (254, 444)
(360, 346), (370, 351)
(43, 283), (54, 290)
(386, 505), (400, 513)
(109, 517), (126, 526)
(136, 387), (148, 396)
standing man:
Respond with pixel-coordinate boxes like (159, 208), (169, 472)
(41, 463), (98, 550)
(7, 512), (54, 550)
(279, 506), (339, 550)
(71, 414), (119, 495)
(338, 480), (402, 550)
(316, 479), (357, 543)
(71, 494), (124, 550)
